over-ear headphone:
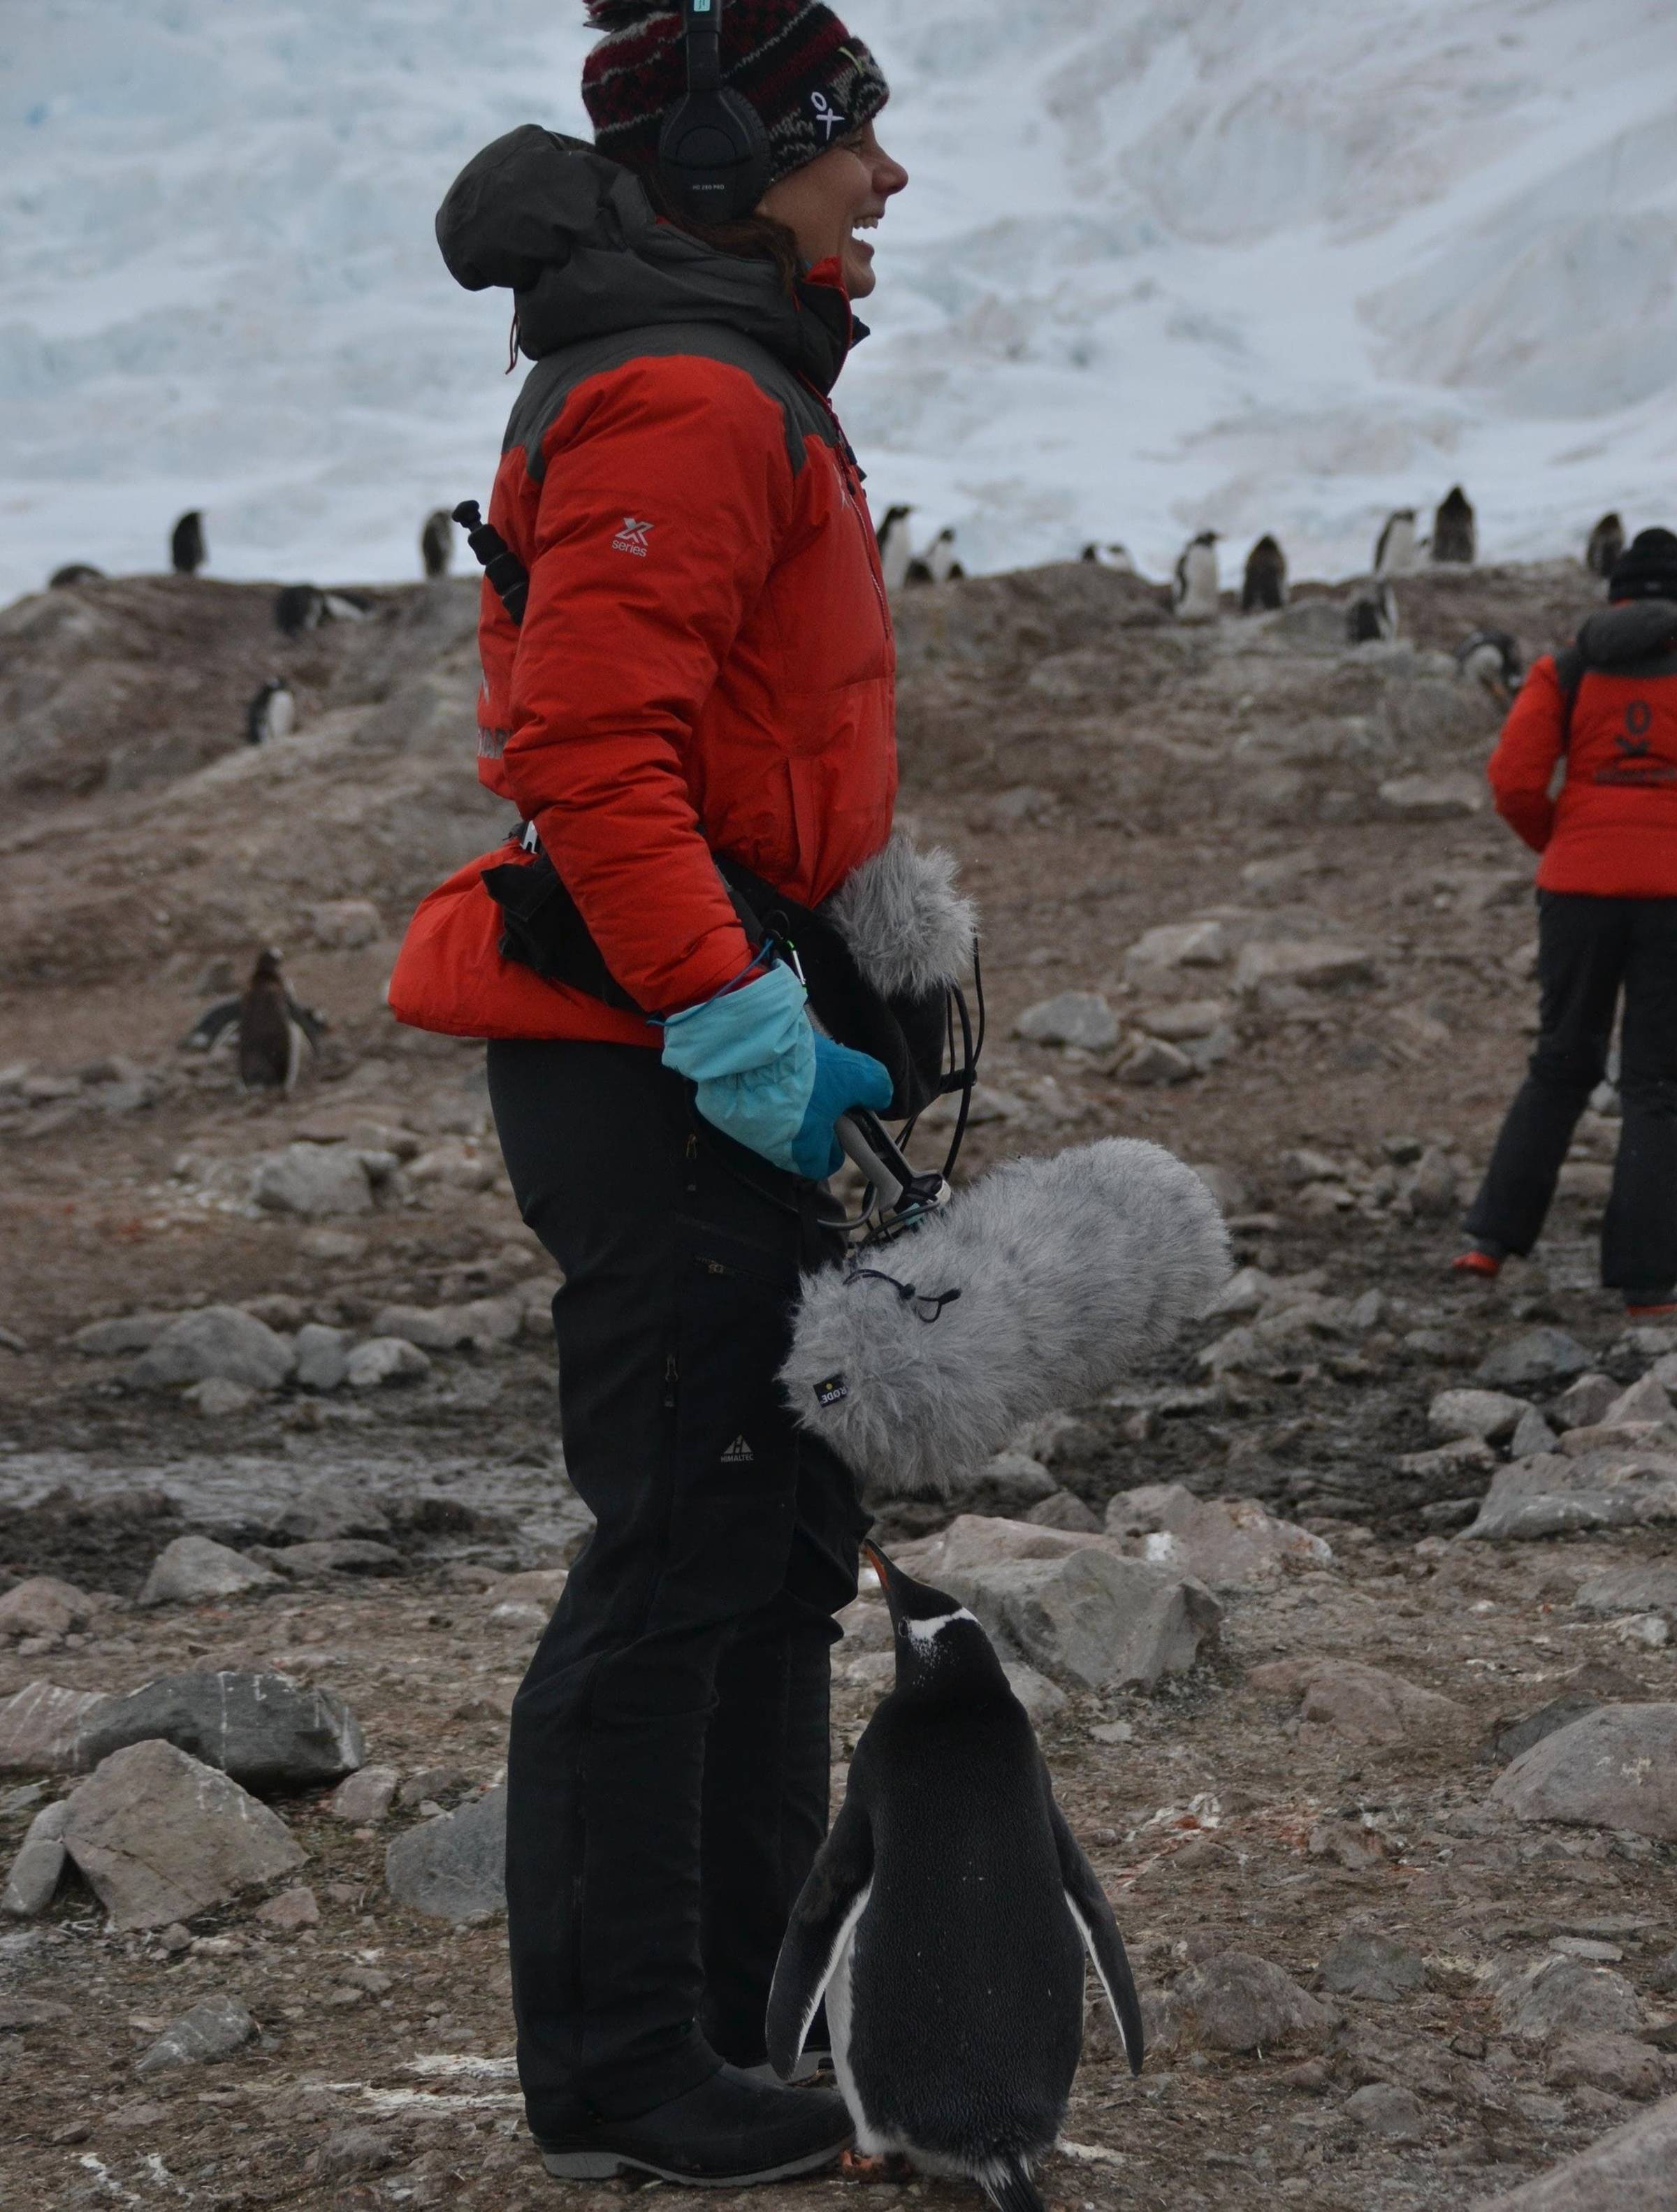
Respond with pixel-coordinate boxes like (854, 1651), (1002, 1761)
(657, 0), (771, 224)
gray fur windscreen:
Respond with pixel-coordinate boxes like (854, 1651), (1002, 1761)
(781, 1139), (1231, 1496)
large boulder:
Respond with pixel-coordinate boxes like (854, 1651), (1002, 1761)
(384, 1784), (507, 1923)
(941, 1548), (1220, 1689)
(1249, 1657), (1469, 1746)
(1490, 1705), (1677, 1840)
(0, 1682), (112, 1773)
(1467, 2095), (1677, 2210)
(76, 1671), (364, 1793)
(131, 1307), (293, 1391)
(138, 1536), (280, 1607)
(60, 1740), (303, 1930)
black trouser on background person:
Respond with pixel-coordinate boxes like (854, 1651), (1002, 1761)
(486, 1039), (867, 2137)
(1465, 892), (1677, 1294)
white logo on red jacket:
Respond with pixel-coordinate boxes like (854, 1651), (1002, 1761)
(612, 516), (653, 556)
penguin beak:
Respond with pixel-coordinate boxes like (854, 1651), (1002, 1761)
(862, 1540), (895, 1615)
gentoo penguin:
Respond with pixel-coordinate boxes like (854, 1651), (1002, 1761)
(1455, 627), (1522, 704)
(245, 676), (295, 745)
(170, 510), (206, 575)
(1240, 533), (1287, 613)
(275, 584), (326, 639)
(1346, 581), (1398, 644)
(1080, 541), (1135, 572)
(319, 588), (372, 622)
(906, 527), (964, 585)
(48, 562), (104, 588)
(1372, 509), (1418, 576)
(180, 948), (327, 1092)
(767, 1543), (1142, 2212)
(1586, 511), (1625, 579)
(1431, 486), (1476, 565)
(420, 508), (453, 578)
(1171, 530), (1219, 620)
(876, 505), (915, 593)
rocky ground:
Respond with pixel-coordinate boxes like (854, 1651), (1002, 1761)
(2, 555), (1674, 2211)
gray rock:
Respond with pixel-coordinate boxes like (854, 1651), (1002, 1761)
(1490, 1954), (1644, 2044)
(1490, 1663), (1645, 1763)
(1248, 1657), (1469, 1746)
(1106, 1485), (1332, 1585)
(1403, 1145), (1459, 1216)
(941, 1549), (1220, 1690)
(0, 1682), (113, 1772)
(1344, 2081), (1429, 2138)
(68, 1314), (175, 1358)
(138, 1536), (280, 1608)
(1490, 1705), (1677, 1839)
(1509, 1406), (1560, 1460)
(1429, 1388), (1528, 1443)
(368, 1304), (472, 1351)
(1022, 1489), (1103, 1533)
(1377, 772), (1483, 820)
(1158, 1951), (1338, 2053)
(1466, 2095), (1677, 2209)
(1138, 998), (1231, 1042)
(964, 1453), (1059, 1519)
(135, 1995), (257, 2074)
(311, 2126), (399, 2181)
(1544, 2034), (1665, 2100)
(0, 1577), (101, 1641)
(384, 1783), (507, 1922)
(1604, 1372), (1676, 1429)
(60, 1740), (303, 1930)
(328, 1766), (400, 1824)
(1551, 1371), (1622, 1431)
(1321, 1931), (1425, 2003)
(249, 1540), (403, 1579)
(251, 1144), (375, 1217)
(293, 1323), (349, 1392)
(131, 1307), (294, 1392)
(266, 1484), (391, 1543)
(1, 1801), (69, 1918)
(184, 1376), (259, 1418)
(1466, 1448), (1677, 1539)
(1574, 1564), (1677, 1620)
(1013, 991), (1119, 1051)
(1475, 1328), (1592, 1390)
(1233, 940), (1377, 996)
(1124, 921), (1228, 973)
(78, 1671), (364, 1793)
(1001, 1664), (1068, 1724)
(1119, 1035), (1196, 1086)
(345, 1337), (431, 1388)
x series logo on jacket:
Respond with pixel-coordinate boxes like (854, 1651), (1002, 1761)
(612, 516), (654, 557)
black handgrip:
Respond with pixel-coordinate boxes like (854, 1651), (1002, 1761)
(452, 499), (530, 625)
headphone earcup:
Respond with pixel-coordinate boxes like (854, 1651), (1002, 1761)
(657, 87), (771, 224)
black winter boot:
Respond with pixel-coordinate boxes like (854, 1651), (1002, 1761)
(535, 2064), (853, 2185)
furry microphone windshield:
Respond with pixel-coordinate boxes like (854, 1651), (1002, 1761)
(781, 1138), (1230, 1496)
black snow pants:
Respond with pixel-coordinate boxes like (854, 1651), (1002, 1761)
(486, 1038), (868, 2137)
(1464, 891), (1677, 1293)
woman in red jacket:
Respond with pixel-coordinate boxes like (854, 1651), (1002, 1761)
(1457, 527), (1677, 1314)
(393, 0), (915, 2186)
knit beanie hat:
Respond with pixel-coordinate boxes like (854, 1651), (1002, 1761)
(581, 0), (889, 196)
(1608, 527), (1677, 604)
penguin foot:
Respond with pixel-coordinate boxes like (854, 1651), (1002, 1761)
(838, 2151), (914, 2182)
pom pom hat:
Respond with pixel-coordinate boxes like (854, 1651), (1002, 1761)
(581, 0), (890, 196)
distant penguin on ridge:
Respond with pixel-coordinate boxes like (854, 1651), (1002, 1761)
(1373, 508), (1418, 577)
(1080, 541), (1135, 572)
(767, 1542), (1142, 2212)
(275, 585), (326, 639)
(1241, 534), (1288, 613)
(245, 676), (295, 746)
(180, 947), (326, 1093)
(1455, 627), (1522, 705)
(1586, 511), (1625, 580)
(876, 504), (915, 593)
(1431, 486), (1476, 565)
(170, 510), (206, 576)
(906, 527), (964, 585)
(48, 562), (104, 588)
(1171, 530), (1219, 621)
(319, 589), (372, 622)
(421, 508), (454, 578)
(1346, 582), (1398, 645)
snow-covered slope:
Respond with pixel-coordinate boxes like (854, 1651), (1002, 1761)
(2, 0), (1674, 602)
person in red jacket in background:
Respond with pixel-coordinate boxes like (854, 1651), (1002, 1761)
(389, 0), (908, 2186)
(1456, 527), (1677, 1315)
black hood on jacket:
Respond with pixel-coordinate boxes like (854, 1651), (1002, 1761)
(436, 126), (857, 396)
(1576, 598), (1677, 672)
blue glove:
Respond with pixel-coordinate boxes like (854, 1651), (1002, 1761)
(661, 961), (893, 1179)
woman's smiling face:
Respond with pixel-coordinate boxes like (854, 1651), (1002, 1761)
(757, 120), (908, 298)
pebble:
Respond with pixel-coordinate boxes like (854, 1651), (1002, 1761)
(1344, 2080), (1428, 2138)
(1, 1801), (70, 1919)
(328, 1766), (400, 1824)
(256, 1884), (320, 1930)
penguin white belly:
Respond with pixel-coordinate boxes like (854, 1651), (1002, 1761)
(826, 1884), (910, 2160)
(283, 1020), (306, 1094)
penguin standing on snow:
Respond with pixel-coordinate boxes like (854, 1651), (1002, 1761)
(1346, 581), (1398, 644)
(245, 676), (295, 745)
(180, 947), (327, 1092)
(1241, 534), (1287, 612)
(876, 504), (915, 593)
(1586, 512), (1625, 579)
(1455, 627), (1523, 704)
(1373, 508), (1418, 576)
(1431, 486), (1476, 564)
(421, 508), (454, 577)
(906, 527), (964, 585)
(1171, 530), (1219, 620)
(767, 1543), (1142, 2212)
(170, 510), (206, 575)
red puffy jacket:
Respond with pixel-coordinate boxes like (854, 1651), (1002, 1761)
(1488, 598), (1677, 898)
(390, 129), (896, 1045)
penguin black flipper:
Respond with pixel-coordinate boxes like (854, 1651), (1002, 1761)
(180, 998), (242, 1051)
(766, 1791), (873, 2079)
(1049, 1797), (1144, 2075)
(285, 996), (329, 1051)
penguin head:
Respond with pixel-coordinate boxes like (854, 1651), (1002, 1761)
(252, 947), (285, 983)
(864, 1540), (1007, 1696)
